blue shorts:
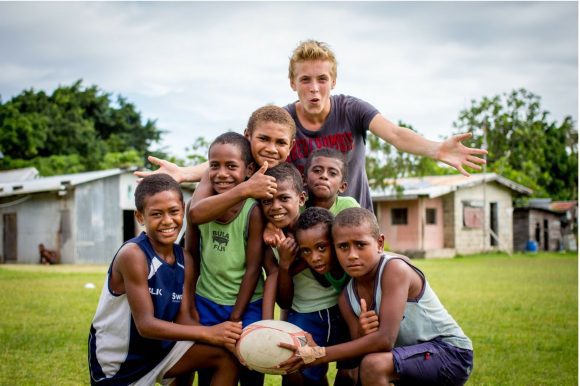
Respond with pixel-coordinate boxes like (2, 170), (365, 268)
(195, 294), (262, 328)
(288, 305), (352, 381)
(392, 338), (473, 386)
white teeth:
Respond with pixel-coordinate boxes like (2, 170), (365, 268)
(160, 228), (175, 233)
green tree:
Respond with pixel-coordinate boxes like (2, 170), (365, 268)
(0, 80), (163, 175)
(453, 89), (577, 200)
(365, 122), (452, 190)
(185, 136), (210, 165)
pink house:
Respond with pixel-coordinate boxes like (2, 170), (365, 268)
(371, 173), (532, 258)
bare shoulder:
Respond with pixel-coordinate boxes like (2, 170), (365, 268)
(384, 252), (412, 263)
(382, 254), (416, 280)
(114, 243), (148, 277)
(248, 202), (265, 227)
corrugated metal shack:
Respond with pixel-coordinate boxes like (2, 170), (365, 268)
(0, 168), (193, 264)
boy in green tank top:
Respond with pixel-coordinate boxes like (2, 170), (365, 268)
(262, 163), (356, 386)
(186, 132), (267, 386)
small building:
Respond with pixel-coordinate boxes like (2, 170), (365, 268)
(371, 173), (532, 258)
(0, 168), (193, 264)
(513, 199), (578, 252)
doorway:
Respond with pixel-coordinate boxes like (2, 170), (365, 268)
(3, 213), (17, 263)
(543, 219), (549, 251)
(490, 202), (498, 246)
(123, 210), (136, 242)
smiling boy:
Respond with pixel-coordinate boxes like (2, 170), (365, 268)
(186, 132), (269, 386)
(88, 174), (241, 386)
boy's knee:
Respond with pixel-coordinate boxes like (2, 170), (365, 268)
(361, 353), (386, 372)
(360, 353), (389, 384)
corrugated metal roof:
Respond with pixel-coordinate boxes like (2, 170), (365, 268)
(0, 168), (136, 197)
(0, 167), (39, 182)
(550, 201), (578, 212)
(371, 173), (533, 201)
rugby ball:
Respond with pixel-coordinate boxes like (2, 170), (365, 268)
(236, 319), (308, 375)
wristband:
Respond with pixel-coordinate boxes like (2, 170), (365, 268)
(297, 346), (326, 364)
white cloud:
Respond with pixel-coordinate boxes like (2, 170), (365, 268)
(0, 1), (576, 157)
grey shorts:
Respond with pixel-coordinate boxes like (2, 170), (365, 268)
(392, 339), (473, 386)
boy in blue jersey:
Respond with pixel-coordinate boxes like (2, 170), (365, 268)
(186, 132), (269, 386)
(88, 173), (241, 386)
(281, 208), (473, 386)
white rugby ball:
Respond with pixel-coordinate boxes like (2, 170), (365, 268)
(236, 319), (308, 375)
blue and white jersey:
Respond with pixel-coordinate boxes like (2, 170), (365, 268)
(88, 232), (185, 385)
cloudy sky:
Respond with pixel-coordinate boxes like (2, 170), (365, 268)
(0, 1), (577, 159)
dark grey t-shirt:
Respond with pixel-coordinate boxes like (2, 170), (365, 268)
(284, 94), (379, 212)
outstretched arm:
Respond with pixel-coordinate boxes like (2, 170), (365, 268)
(369, 114), (487, 176)
(134, 156), (208, 183)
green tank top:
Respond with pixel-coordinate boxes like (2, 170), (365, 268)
(329, 196), (360, 213)
(285, 195), (359, 311)
(303, 195), (360, 213)
(323, 271), (350, 292)
(197, 199), (264, 305)
(273, 248), (337, 313)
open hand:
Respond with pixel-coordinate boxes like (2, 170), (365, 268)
(437, 132), (488, 177)
(134, 156), (183, 183)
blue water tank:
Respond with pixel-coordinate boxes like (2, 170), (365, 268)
(526, 240), (538, 253)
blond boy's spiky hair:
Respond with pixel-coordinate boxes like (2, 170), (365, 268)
(288, 40), (338, 81)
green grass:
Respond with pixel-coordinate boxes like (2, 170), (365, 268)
(0, 252), (576, 385)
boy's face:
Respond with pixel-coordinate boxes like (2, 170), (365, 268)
(306, 156), (346, 201)
(135, 190), (184, 246)
(290, 59), (336, 117)
(261, 180), (305, 229)
(332, 222), (384, 279)
(296, 223), (334, 275)
(245, 121), (295, 169)
(208, 143), (253, 194)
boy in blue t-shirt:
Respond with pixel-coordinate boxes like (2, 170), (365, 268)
(88, 173), (241, 386)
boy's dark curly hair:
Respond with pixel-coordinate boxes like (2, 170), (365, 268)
(135, 173), (183, 212)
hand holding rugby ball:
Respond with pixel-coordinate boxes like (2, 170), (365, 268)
(235, 320), (308, 374)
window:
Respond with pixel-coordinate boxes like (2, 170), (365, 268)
(426, 208), (437, 225)
(391, 208), (408, 225)
(463, 201), (484, 229)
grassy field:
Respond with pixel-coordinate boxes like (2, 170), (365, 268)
(0, 252), (576, 385)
